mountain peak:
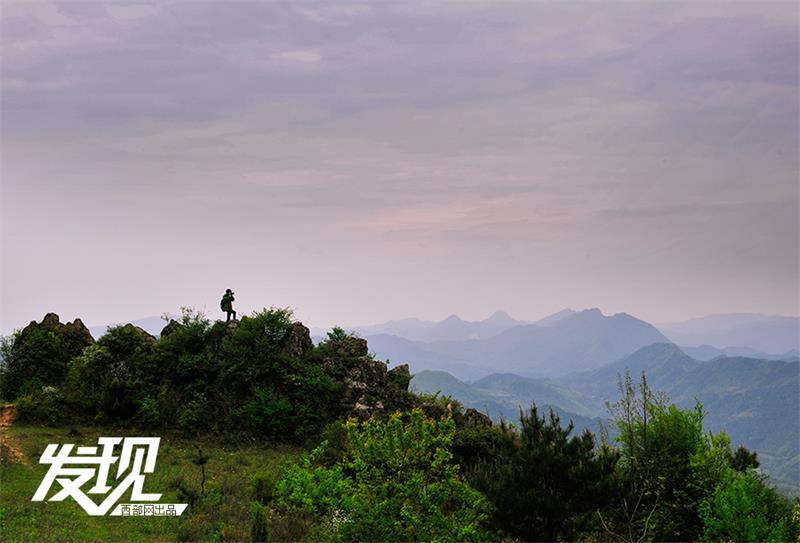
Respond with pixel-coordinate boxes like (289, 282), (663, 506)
(484, 310), (516, 325)
(535, 308), (576, 327)
(441, 314), (464, 324)
(567, 308), (605, 322)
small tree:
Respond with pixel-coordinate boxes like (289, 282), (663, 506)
(600, 370), (665, 543)
(272, 409), (491, 541)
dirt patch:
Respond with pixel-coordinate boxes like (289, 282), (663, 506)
(0, 404), (27, 464)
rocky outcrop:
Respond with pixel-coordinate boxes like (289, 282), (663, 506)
(19, 313), (94, 356)
(462, 408), (492, 427)
(284, 322), (314, 358)
(160, 319), (182, 338)
(117, 323), (157, 343)
(1, 313), (96, 400)
(321, 336), (414, 417)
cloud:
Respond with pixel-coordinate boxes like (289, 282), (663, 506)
(1, 1), (797, 331)
(271, 49), (322, 63)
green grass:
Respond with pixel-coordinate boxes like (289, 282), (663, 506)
(1, 424), (301, 542)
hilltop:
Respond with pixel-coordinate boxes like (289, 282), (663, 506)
(1, 311), (415, 439)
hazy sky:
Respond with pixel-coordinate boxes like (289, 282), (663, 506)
(2, 1), (798, 333)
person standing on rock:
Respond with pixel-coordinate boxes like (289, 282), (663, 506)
(221, 289), (236, 322)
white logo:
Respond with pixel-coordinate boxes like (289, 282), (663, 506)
(32, 437), (188, 517)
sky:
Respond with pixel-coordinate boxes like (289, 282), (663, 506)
(1, 1), (798, 333)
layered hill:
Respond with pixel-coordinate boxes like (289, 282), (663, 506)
(370, 308), (670, 377)
(317, 310), (528, 343)
(659, 313), (799, 353)
(562, 343), (799, 496)
(410, 370), (603, 436)
(411, 342), (798, 495)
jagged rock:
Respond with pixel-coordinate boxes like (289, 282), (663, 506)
(284, 322), (313, 358)
(463, 408), (492, 427)
(160, 319), (182, 338)
(322, 336), (412, 417)
(387, 364), (411, 390)
(40, 313), (60, 328)
(326, 336), (369, 358)
(20, 313), (94, 355)
(117, 323), (157, 343)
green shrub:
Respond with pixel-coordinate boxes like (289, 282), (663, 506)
(326, 326), (350, 342)
(700, 471), (793, 542)
(236, 308), (294, 345)
(252, 469), (281, 504)
(177, 398), (205, 433)
(273, 409), (491, 542)
(15, 387), (67, 425)
(136, 395), (160, 426)
(241, 388), (293, 437)
(0, 328), (78, 400)
(250, 502), (270, 542)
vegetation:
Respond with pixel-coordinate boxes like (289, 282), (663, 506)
(0, 425), (300, 542)
(2, 308), (400, 442)
(269, 409), (490, 542)
(462, 404), (618, 541)
(1, 311), (797, 542)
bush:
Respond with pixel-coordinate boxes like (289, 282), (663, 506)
(0, 326), (85, 400)
(250, 502), (270, 543)
(700, 471), (793, 542)
(273, 409), (491, 542)
(15, 387), (66, 425)
(242, 388), (293, 437)
(325, 326), (350, 342)
(136, 395), (161, 426)
(252, 469), (282, 504)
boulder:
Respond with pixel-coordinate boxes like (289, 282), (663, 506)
(284, 322), (313, 358)
(321, 337), (412, 417)
(463, 408), (493, 427)
(387, 364), (411, 390)
(326, 336), (369, 358)
(160, 319), (182, 338)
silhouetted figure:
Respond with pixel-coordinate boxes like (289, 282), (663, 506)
(221, 289), (236, 322)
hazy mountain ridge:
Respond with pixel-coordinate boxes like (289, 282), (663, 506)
(371, 308), (670, 377)
(316, 310), (529, 343)
(659, 313), (799, 353)
(410, 370), (604, 436)
(680, 344), (799, 362)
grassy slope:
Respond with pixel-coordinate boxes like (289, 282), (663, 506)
(1, 425), (300, 542)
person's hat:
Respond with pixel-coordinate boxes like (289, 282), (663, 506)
(226, 288), (232, 293)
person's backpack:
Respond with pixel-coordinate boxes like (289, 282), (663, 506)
(220, 297), (226, 311)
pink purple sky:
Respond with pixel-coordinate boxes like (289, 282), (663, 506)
(1, 1), (798, 333)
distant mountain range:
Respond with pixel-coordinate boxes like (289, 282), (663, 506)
(411, 342), (799, 496)
(658, 313), (799, 353)
(678, 344), (799, 362)
(313, 310), (530, 343)
(369, 308), (669, 377)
